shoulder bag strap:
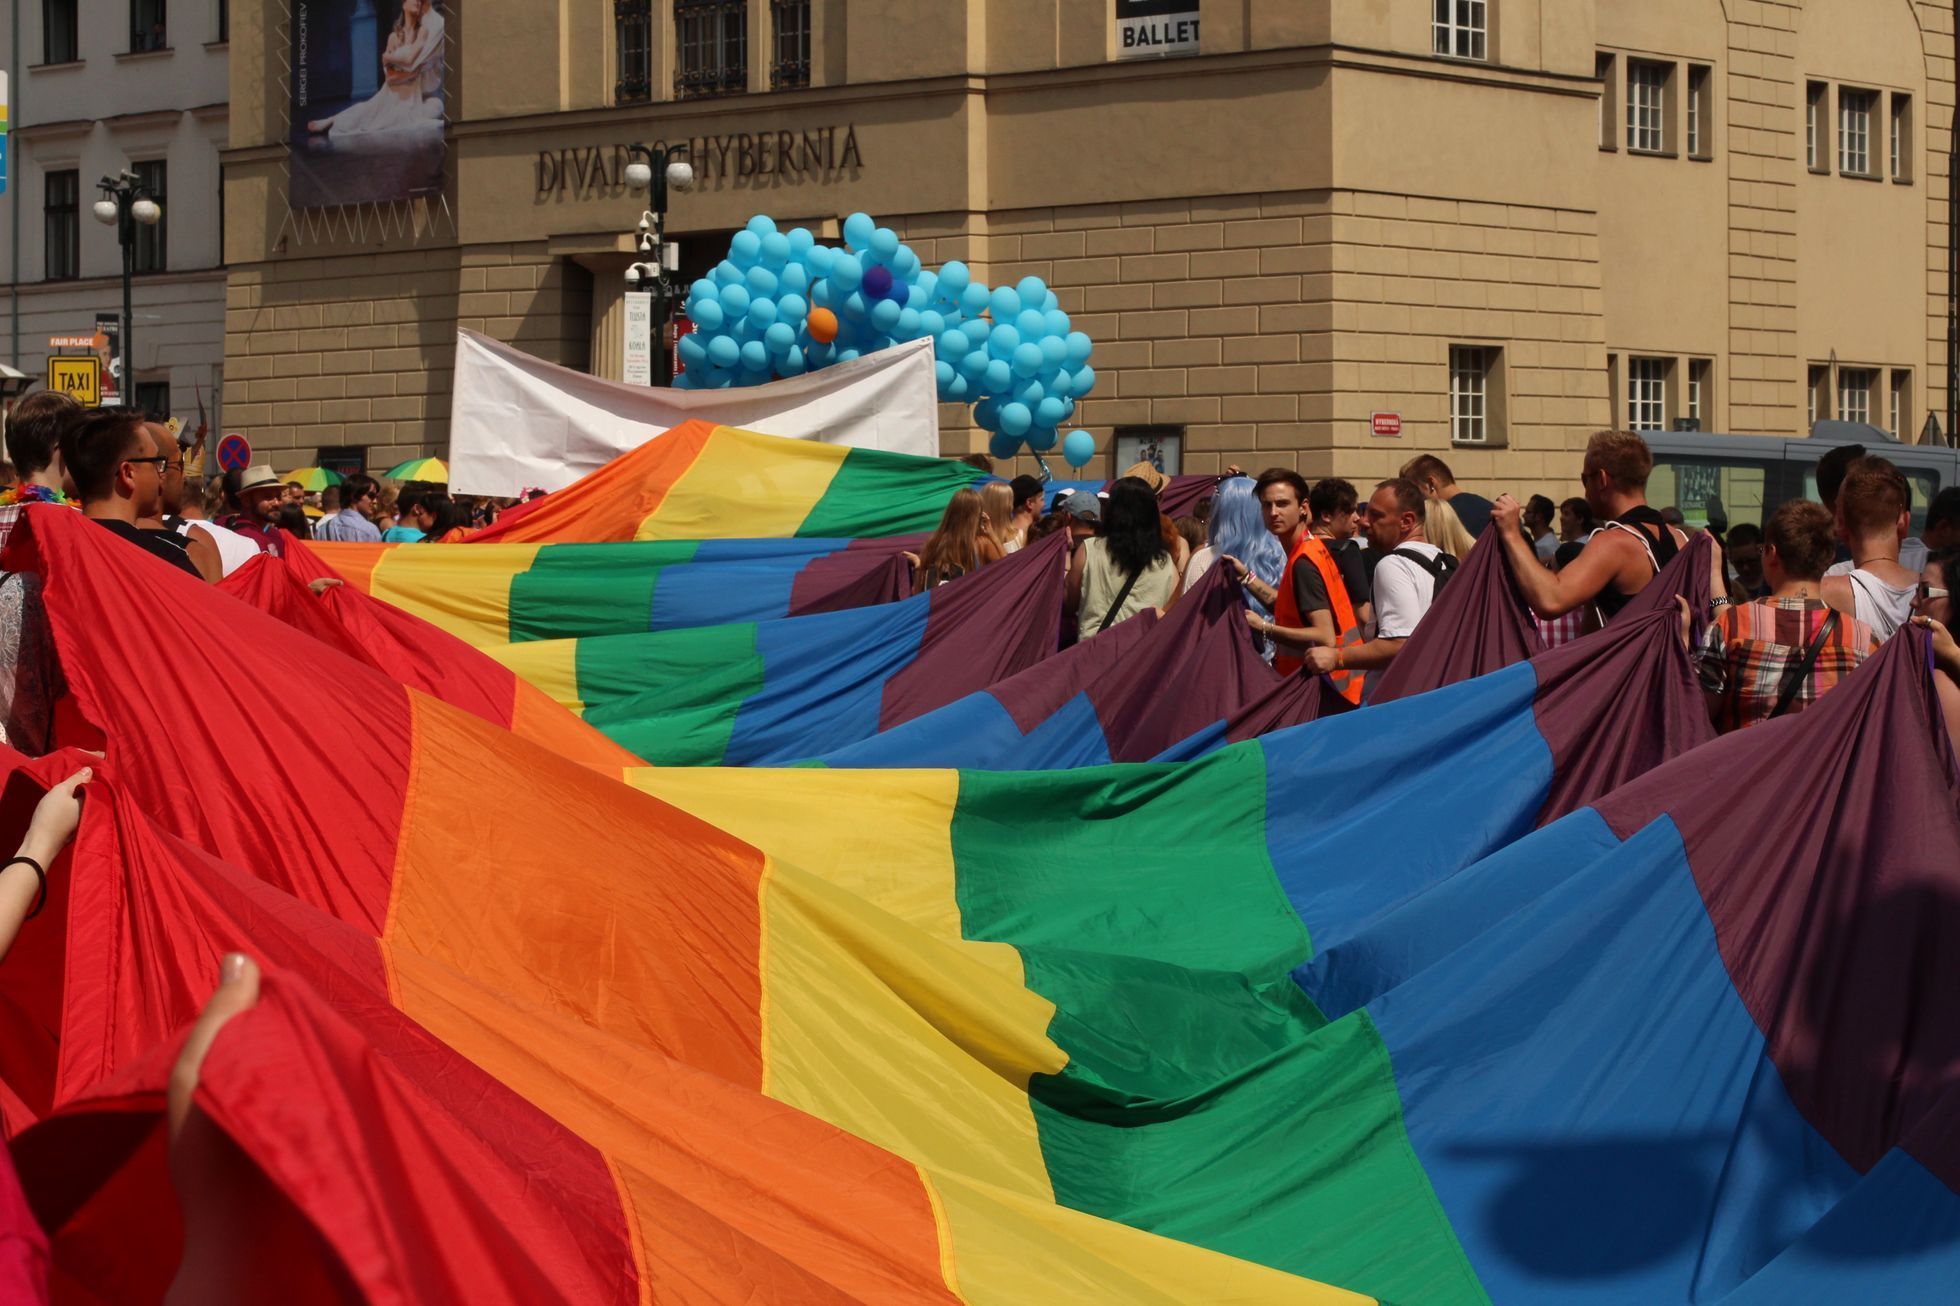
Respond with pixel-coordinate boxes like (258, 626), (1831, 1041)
(1769, 609), (1840, 720)
(1098, 565), (1147, 633)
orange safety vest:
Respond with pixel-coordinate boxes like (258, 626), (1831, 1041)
(1273, 532), (1365, 704)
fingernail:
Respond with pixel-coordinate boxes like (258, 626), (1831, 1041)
(220, 953), (247, 983)
(79, 768), (92, 782)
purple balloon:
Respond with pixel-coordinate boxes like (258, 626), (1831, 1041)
(862, 264), (895, 300)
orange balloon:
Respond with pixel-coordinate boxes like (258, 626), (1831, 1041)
(807, 307), (839, 344)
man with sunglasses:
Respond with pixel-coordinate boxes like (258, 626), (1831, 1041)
(315, 472), (384, 543)
(67, 409), (207, 580)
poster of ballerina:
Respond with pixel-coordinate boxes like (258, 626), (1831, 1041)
(290, 0), (448, 209)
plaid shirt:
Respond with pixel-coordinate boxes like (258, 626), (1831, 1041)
(1695, 597), (1875, 733)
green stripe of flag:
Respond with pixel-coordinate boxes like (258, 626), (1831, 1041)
(575, 622), (762, 766)
(507, 541), (703, 643)
(951, 747), (1490, 1306)
(799, 447), (979, 539)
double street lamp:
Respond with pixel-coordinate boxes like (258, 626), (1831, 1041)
(91, 170), (163, 410)
(622, 145), (695, 385)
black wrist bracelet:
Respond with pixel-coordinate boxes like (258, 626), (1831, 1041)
(4, 856), (47, 921)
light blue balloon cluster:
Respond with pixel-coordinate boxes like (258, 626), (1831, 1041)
(673, 212), (1100, 467)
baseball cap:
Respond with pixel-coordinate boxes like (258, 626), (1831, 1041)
(1059, 490), (1102, 521)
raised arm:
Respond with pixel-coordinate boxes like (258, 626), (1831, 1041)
(1493, 494), (1627, 619)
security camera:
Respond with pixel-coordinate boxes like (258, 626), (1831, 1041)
(625, 264), (643, 287)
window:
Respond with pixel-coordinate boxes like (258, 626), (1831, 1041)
(1596, 53), (1617, 151)
(132, 160), (167, 274)
(43, 170), (79, 281)
(1686, 65), (1711, 158)
(216, 0), (227, 42)
(134, 380), (171, 419)
(1890, 370), (1911, 442)
(771, 0), (810, 89)
(1432, 0), (1487, 62)
(1807, 365), (1830, 428)
(42, 0), (78, 63)
(1891, 94), (1912, 182)
(1627, 60), (1669, 154)
(1688, 359), (1712, 429)
(130, 0), (167, 51)
(1449, 346), (1494, 445)
(676, 0), (747, 99)
(1627, 357), (1668, 431)
(1838, 368), (1874, 426)
(1806, 82), (1827, 172)
(1839, 88), (1876, 177)
(615, 0), (652, 104)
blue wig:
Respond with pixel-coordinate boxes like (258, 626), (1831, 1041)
(1206, 476), (1285, 616)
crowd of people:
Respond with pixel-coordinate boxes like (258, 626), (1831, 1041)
(0, 394), (535, 586)
(5, 389), (1959, 747)
(947, 433), (1960, 737)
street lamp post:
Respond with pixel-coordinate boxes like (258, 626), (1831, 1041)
(622, 144), (695, 385)
(91, 170), (162, 409)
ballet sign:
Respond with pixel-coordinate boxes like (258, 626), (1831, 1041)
(289, 0), (449, 209)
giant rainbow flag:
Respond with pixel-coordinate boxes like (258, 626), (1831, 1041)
(452, 420), (1215, 547)
(5, 504), (1957, 1304)
(309, 533), (920, 648)
(491, 532), (1068, 765)
(817, 567), (1347, 770)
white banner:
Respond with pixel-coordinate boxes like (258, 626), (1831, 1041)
(448, 329), (943, 496)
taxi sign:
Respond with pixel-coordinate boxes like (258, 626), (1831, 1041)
(47, 355), (100, 405)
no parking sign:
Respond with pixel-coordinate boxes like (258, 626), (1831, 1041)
(216, 433), (252, 472)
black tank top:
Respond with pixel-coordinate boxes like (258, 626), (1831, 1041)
(94, 518), (201, 578)
(1593, 506), (1680, 620)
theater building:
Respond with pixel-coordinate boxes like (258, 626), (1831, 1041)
(219, 1), (1953, 499)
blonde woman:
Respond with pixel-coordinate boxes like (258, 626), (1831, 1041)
(1425, 496), (1479, 561)
(914, 489), (1003, 588)
(979, 482), (1021, 554)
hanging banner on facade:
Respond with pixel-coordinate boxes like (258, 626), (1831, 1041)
(449, 330), (943, 496)
(93, 316), (122, 406)
(622, 292), (653, 386)
(1114, 0), (1200, 59)
(289, 0), (448, 209)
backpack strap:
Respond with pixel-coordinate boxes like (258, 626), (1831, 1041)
(1387, 547), (1455, 580)
(1768, 609), (1840, 720)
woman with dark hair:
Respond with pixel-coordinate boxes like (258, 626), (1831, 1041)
(399, 489), (462, 543)
(1068, 477), (1181, 638)
(913, 488), (1001, 587)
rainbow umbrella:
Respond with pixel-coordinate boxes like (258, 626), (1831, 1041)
(282, 466), (343, 491)
(384, 456), (449, 484)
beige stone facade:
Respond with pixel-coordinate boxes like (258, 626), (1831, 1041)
(220, 1), (1955, 500)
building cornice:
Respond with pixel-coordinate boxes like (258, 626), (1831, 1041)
(13, 118), (95, 142)
(9, 269), (228, 297)
(444, 44), (1594, 141)
(101, 107), (185, 131)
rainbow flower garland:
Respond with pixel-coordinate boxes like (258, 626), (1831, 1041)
(0, 484), (70, 507)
